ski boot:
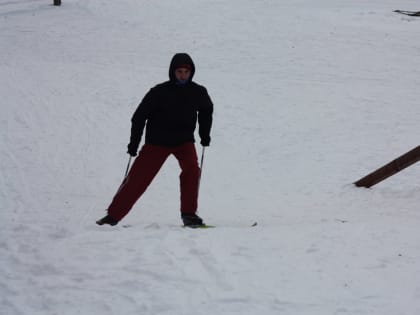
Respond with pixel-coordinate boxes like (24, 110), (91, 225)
(181, 213), (204, 227)
(96, 214), (118, 226)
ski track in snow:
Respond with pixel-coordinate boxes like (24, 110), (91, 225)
(1, 0), (420, 314)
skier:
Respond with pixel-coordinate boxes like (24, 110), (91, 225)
(96, 53), (213, 227)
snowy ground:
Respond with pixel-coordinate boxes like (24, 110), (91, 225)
(1, 0), (420, 314)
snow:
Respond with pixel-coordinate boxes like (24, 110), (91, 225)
(1, 0), (420, 314)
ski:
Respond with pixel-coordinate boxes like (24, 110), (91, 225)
(394, 10), (420, 17)
(119, 222), (258, 229)
(183, 224), (216, 229)
(184, 222), (258, 229)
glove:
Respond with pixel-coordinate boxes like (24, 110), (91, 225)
(200, 137), (210, 147)
(127, 143), (138, 157)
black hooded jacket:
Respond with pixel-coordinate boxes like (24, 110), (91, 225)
(128, 53), (213, 152)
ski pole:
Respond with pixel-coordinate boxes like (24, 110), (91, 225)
(124, 156), (132, 179)
(198, 146), (205, 197)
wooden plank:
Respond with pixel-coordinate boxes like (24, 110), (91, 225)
(354, 146), (420, 188)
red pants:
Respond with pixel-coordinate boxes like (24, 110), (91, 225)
(107, 143), (200, 222)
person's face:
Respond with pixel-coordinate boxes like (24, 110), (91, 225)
(175, 68), (191, 81)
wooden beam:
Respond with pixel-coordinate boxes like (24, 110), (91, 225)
(354, 146), (420, 188)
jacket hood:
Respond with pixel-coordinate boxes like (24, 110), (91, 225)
(169, 53), (195, 83)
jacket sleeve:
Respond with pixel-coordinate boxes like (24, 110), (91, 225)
(197, 87), (213, 145)
(128, 89), (154, 153)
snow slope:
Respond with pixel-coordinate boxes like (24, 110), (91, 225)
(1, 0), (420, 314)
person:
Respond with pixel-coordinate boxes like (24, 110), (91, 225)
(96, 53), (213, 227)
